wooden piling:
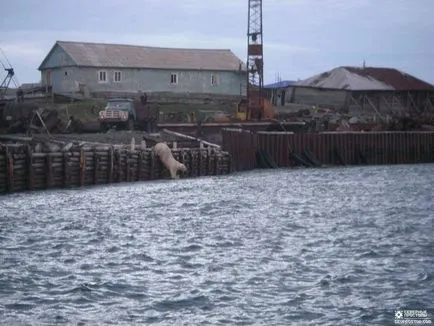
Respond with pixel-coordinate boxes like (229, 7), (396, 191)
(6, 150), (13, 192)
(0, 143), (233, 195)
(46, 154), (53, 188)
(27, 146), (34, 190)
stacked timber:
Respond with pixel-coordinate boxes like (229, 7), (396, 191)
(0, 142), (232, 195)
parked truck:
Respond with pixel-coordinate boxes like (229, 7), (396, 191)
(98, 97), (159, 132)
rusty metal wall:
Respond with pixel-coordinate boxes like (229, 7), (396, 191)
(257, 132), (292, 167)
(222, 129), (434, 169)
(222, 128), (257, 171)
(312, 132), (434, 165)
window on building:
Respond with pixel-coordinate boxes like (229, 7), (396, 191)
(114, 71), (122, 82)
(98, 70), (107, 83)
(170, 73), (178, 85)
(211, 74), (218, 86)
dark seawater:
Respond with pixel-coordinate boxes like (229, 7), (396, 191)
(0, 164), (433, 326)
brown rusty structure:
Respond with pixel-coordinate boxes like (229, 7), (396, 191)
(222, 129), (434, 170)
(246, 0), (265, 120)
(0, 144), (231, 195)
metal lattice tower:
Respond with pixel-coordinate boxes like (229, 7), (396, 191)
(0, 68), (15, 100)
(0, 48), (19, 101)
(247, 0), (264, 119)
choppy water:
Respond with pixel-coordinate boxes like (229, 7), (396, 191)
(1, 165), (433, 325)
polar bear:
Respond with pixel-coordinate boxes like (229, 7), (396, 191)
(153, 142), (187, 179)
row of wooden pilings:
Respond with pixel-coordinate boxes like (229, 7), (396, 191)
(0, 144), (232, 195)
(222, 128), (434, 171)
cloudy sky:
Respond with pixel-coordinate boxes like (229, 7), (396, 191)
(1, 0), (433, 85)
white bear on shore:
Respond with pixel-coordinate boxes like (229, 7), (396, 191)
(153, 142), (187, 179)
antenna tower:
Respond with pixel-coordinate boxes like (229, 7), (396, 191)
(247, 0), (264, 119)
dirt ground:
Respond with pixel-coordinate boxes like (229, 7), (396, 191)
(44, 130), (162, 145)
(32, 98), (237, 124)
(48, 129), (222, 145)
(24, 127), (220, 146)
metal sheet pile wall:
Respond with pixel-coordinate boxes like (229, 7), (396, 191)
(222, 129), (434, 169)
(222, 128), (257, 171)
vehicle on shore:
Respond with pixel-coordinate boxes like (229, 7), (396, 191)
(98, 98), (136, 131)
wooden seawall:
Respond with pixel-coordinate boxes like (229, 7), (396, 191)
(0, 144), (231, 195)
(222, 129), (434, 170)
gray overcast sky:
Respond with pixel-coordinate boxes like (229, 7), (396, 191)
(1, 0), (433, 85)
